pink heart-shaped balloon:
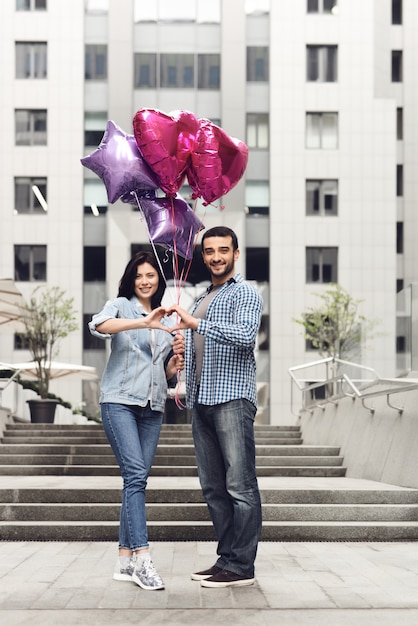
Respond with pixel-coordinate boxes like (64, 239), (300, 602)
(187, 119), (249, 205)
(133, 108), (199, 197)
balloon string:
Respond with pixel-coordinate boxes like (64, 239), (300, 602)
(168, 197), (188, 409)
(133, 191), (171, 295)
(133, 191), (185, 408)
(133, 191), (202, 411)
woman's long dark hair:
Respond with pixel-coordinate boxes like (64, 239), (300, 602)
(117, 251), (166, 309)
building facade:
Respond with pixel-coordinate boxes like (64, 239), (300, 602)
(0, 0), (413, 423)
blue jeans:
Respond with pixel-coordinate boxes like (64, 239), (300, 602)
(101, 402), (163, 551)
(192, 398), (262, 578)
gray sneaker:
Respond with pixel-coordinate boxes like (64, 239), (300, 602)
(132, 557), (165, 590)
(113, 555), (135, 581)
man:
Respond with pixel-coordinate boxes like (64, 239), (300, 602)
(169, 226), (263, 588)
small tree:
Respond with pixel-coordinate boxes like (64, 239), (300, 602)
(19, 286), (78, 398)
(293, 283), (379, 360)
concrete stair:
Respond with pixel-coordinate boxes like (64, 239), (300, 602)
(0, 423), (345, 477)
(0, 422), (417, 542)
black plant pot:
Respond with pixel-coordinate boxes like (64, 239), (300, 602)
(27, 399), (59, 424)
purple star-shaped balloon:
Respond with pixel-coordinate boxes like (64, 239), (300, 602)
(81, 120), (158, 203)
(139, 194), (204, 260)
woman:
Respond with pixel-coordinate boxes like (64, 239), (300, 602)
(89, 251), (184, 591)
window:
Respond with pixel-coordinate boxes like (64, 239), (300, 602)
(306, 247), (338, 283)
(134, 53), (220, 90)
(306, 112), (338, 148)
(15, 109), (47, 146)
(245, 181), (269, 215)
(84, 179), (108, 215)
(84, 112), (107, 147)
(392, 50), (402, 82)
(306, 180), (338, 216)
(307, 0), (337, 13)
(245, 248), (269, 282)
(83, 314), (106, 350)
(15, 42), (47, 79)
(16, 0), (47, 9)
(134, 0), (221, 23)
(245, 0), (269, 14)
(14, 334), (30, 350)
(134, 53), (157, 88)
(397, 164), (403, 196)
(246, 113), (269, 149)
(85, 44), (107, 80)
(198, 54), (220, 89)
(247, 47), (269, 82)
(397, 279), (404, 293)
(307, 45), (337, 82)
(15, 178), (47, 214)
(160, 53), (194, 88)
(85, 0), (108, 12)
(397, 108), (403, 140)
(396, 335), (406, 353)
(84, 247), (106, 282)
(392, 0), (402, 24)
(397, 222), (404, 254)
(14, 245), (47, 281)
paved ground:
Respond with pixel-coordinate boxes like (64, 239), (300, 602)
(0, 540), (417, 626)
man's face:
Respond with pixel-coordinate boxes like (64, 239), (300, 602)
(201, 235), (240, 284)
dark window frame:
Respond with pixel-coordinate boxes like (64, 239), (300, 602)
(14, 244), (47, 282)
(306, 247), (338, 283)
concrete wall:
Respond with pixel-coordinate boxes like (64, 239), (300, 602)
(299, 384), (418, 488)
(0, 407), (13, 439)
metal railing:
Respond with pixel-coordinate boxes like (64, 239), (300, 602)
(289, 357), (418, 417)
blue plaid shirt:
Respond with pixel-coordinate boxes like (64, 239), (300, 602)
(184, 273), (263, 408)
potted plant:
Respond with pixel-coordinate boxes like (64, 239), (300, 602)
(18, 285), (78, 423)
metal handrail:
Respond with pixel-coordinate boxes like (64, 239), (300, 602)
(0, 364), (22, 415)
(289, 357), (418, 416)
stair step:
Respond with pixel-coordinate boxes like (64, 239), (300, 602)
(0, 520), (416, 542)
(0, 444), (341, 456)
(0, 454), (344, 467)
(1, 487), (416, 504)
(0, 436), (303, 446)
(0, 465), (346, 477)
(1, 421), (415, 542)
(1, 503), (416, 522)
(6, 423), (300, 431)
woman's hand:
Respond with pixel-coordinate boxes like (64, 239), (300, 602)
(95, 306), (172, 334)
(145, 307), (174, 332)
(166, 304), (199, 331)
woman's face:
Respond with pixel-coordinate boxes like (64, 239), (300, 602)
(133, 262), (159, 309)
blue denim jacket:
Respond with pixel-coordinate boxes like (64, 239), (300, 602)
(89, 296), (175, 412)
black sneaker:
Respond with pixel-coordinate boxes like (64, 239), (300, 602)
(191, 565), (222, 581)
(200, 569), (255, 588)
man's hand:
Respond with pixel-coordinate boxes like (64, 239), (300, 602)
(172, 331), (185, 354)
(145, 306), (174, 332)
(166, 305), (199, 331)
(166, 331), (185, 378)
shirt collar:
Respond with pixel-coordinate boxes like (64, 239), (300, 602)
(206, 274), (239, 293)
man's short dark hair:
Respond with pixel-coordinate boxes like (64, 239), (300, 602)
(201, 226), (238, 251)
